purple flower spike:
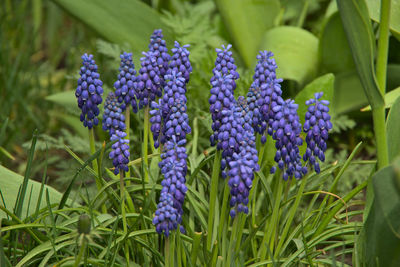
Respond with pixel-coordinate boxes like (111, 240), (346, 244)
(75, 53), (103, 129)
(153, 137), (188, 236)
(210, 44), (239, 91)
(227, 97), (259, 217)
(136, 51), (162, 109)
(303, 92), (332, 173)
(246, 51), (283, 143)
(114, 52), (138, 112)
(109, 131), (130, 175)
(270, 99), (307, 180)
(167, 41), (192, 84)
(149, 29), (170, 84)
(102, 92), (126, 136)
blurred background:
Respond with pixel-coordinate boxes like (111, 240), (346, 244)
(1, 0), (398, 196)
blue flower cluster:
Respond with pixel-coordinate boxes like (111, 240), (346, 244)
(167, 41), (192, 84)
(75, 54), (103, 129)
(109, 131), (130, 175)
(209, 72), (236, 148)
(210, 44), (239, 90)
(136, 51), (162, 109)
(246, 51), (283, 143)
(303, 92), (332, 173)
(227, 97), (259, 217)
(270, 99), (307, 180)
(153, 138), (188, 236)
(102, 92), (126, 135)
(152, 43), (192, 236)
(149, 29), (170, 82)
(114, 52), (138, 112)
(149, 43), (192, 148)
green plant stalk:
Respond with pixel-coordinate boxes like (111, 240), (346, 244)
(74, 237), (87, 267)
(120, 173), (127, 233)
(218, 182), (230, 254)
(373, 0), (391, 169)
(297, 0), (309, 27)
(125, 107), (131, 183)
(372, 107), (389, 169)
(225, 216), (239, 267)
(259, 176), (284, 261)
(89, 129), (100, 189)
(376, 0), (391, 96)
(191, 232), (202, 266)
(89, 129), (107, 213)
(207, 150), (221, 251)
(191, 117), (199, 159)
(165, 237), (170, 267)
(274, 175), (308, 257)
(143, 106), (150, 182)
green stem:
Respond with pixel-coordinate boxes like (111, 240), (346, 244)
(274, 175), (308, 257)
(297, 0), (309, 27)
(143, 106), (150, 182)
(89, 129), (107, 213)
(225, 216), (239, 267)
(207, 150), (221, 251)
(259, 177), (284, 261)
(376, 0), (391, 96)
(374, 0), (391, 169)
(192, 117), (199, 159)
(74, 237), (86, 267)
(218, 182), (230, 256)
(165, 237), (170, 267)
(120, 172), (127, 233)
(125, 107), (131, 183)
(372, 107), (389, 169)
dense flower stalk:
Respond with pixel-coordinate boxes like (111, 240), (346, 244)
(303, 92), (332, 173)
(109, 130), (130, 175)
(210, 44), (239, 91)
(209, 72), (236, 148)
(270, 99), (307, 180)
(149, 29), (170, 82)
(246, 51), (283, 143)
(167, 41), (192, 85)
(153, 137), (188, 236)
(227, 97), (259, 217)
(102, 92), (126, 135)
(75, 53), (103, 129)
(136, 51), (162, 109)
(114, 52), (138, 112)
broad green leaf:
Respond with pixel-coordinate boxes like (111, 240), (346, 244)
(386, 96), (400, 162)
(215, 0), (280, 68)
(45, 90), (77, 112)
(319, 12), (355, 73)
(295, 73), (334, 125)
(363, 164), (400, 267)
(260, 26), (319, 84)
(0, 165), (64, 220)
(337, 0), (384, 109)
(51, 0), (171, 52)
(362, 86), (400, 111)
(366, 0), (400, 36)
(334, 70), (368, 114)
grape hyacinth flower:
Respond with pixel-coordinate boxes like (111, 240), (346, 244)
(246, 51), (283, 143)
(136, 51), (162, 109)
(210, 44), (239, 91)
(153, 137), (188, 236)
(303, 92), (333, 173)
(227, 97), (260, 217)
(75, 53), (103, 129)
(270, 99), (307, 180)
(209, 72), (236, 147)
(102, 92), (126, 136)
(167, 41), (192, 85)
(149, 29), (170, 82)
(114, 52), (138, 112)
(109, 131), (130, 175)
